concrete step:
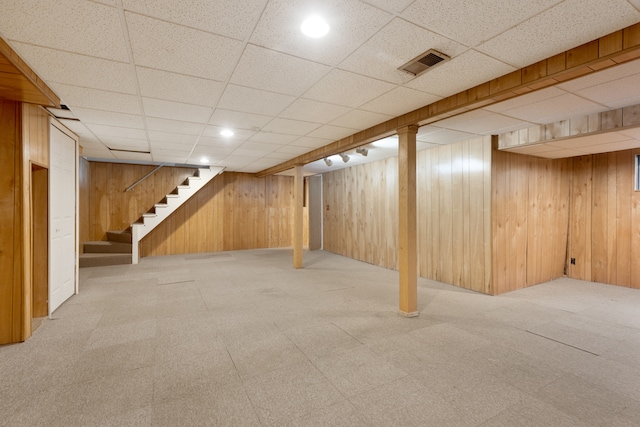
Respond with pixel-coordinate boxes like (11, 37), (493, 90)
(84, 241), (132, 254)
(106, 230), (132, 243)
(79, 253), (132, 268)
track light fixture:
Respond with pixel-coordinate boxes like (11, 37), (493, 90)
(356, 147), (368, 156)
(324, 157), (333, 166)
(340, 153), (350, 163)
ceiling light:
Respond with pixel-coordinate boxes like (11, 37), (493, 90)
(200, 157), (209, 163)
(356, 147), (368, 156)
(324, 157), (333, 166)
(339, 153), (349, 163)
(220, 129), (234, 137)
(301, 16), (329, 38)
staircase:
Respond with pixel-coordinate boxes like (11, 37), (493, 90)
(80, 166), (223, 268)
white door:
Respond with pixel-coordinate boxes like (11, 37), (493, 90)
(49, 123), (77, 314)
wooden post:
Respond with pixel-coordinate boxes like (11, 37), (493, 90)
(293, 165), (304, 268)
(398, 125), (419, 317)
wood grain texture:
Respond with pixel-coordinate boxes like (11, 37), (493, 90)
(88, 162), (197, 240)
(31, 166), (48, 318)
(293, 166), (304, 268)
(0, 100), (20, 344)
(566, 149), (638, 288)
(491, 150), (571, 294)
(324, 136), (492, 294)
(139, 172), (304, 257)
(78, 157), (90, 252)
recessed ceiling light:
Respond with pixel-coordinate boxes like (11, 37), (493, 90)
(301, 16), (329, 38)
(200, 157), (208, 163)
(220, 129), (234, 137)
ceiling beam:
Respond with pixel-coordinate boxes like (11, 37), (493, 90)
(0, 37), (60, 108)
(256, 23), (640, 177)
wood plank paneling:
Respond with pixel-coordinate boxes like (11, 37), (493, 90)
(567, 149), (639, 289)
(78, 157), (90, 252)
(324, 136), (492, 294)
(31, 166), (48, 318)
(138, 172), (301, 257)
(492, 150), (571, 294)
(88, 162), (197, 240)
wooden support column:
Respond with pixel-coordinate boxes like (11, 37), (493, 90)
(398, 125), (419, 317)
(293, 165), (304, 268)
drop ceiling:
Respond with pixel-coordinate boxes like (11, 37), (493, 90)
(0, 0), (639, 173)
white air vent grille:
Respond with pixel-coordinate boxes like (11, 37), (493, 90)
(399, 49), (450, 77)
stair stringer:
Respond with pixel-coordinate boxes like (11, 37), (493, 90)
(131, 166), (224, 264)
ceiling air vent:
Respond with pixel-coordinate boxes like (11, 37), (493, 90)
(399, 49), (450, 77)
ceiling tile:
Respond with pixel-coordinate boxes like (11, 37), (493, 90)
(360, 0), (415, 13)
(136, 67), (225, 107)
(290, 136), (333, 148)
(0, 0), (128, 61)
(307, 124), (359, 140)
(405, 50), (516, 97)
(250, 0), (392, 65)
(263, 152), (294, 160)
(238, 159), (280, 173)
(276, 145), (313, 155)
(209, 109), (273, 131)
(10, 43), (137, 93)
(436, 110), (530, 134)
(535, 148), (588, 158)
(101, 137), (149, 151)
(416, 127), (477, 144)
(402, 0), (563, 47)
(500, 93), (606, 123)
(231, 44), (330, 96)
(618, 127), (640, 139)
(197, 136), (244, 149)
(238, 142), (285, 153)
(485, 87), (567, 113)
(121, 0), (267, 40)
(574, 74), (640, 109)
(477, 0), (640, 67)
(330, 109), (393, 130)
(126, 12), (243, 80)
(557, 58), (640, 92)
(71, 108), (144, 129)
(303, 69), (395, 108)
(219, 155), (258, 168)
(82, 147), (116, 159)
(548, 132), (631, 149)
(217, 85), (295, 117)
(86, 124), (147, 140)
(148, 131), (197, 145)
(573, 139), (640, 154)
(360, 87), (440, 116)
(142, 98), (212, 123)
(339, 17), (467, 84)
(202, 126), (257, 140)
(189, 146), (235, 158)
(279, 99), (351, 123)
(262, 118), (321, 136)
(249, 132), (299, 145)
(146, 118), (205, 135)
(51, 83), (141, 115)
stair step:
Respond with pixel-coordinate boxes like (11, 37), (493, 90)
(106, 230), (132, 243)
(166, 194), (179, 198)
(84, 241), (132, 254)
(154, 203), (168, 209)
(188, 176), (201, 180)
(79, 253), (132, 268)
(177, 185), (190, 190)
(143, 212), (157, 218)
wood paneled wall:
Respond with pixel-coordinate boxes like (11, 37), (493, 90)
(88, 162), (197, 240)
(0, 100), (23, 344)
(323, 158), (399, 270)
(140, 172), (305, 257)
(417, 137), (492, 294)
(0, 101), (49, 344)
(323, 137), (492, 293)
(491, 149), (571, 294)
(567, 150), (640, 288)
(78, 156), (90, 252)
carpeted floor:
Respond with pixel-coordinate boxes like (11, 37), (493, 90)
(2, 249), (640, 426)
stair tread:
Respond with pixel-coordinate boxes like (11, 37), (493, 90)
(84, 240), (132, 254)
(79, 253), (132, 268)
